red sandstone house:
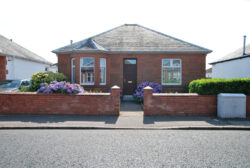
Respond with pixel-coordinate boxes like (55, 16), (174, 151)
(52, 24), (212, 95)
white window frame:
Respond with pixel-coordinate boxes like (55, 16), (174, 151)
(71, 58), (75, 84)
(100, 58), (106, 85)
(80, 57), (95, 85)
(161, 59), (182, 85)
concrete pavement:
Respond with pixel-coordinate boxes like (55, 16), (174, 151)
(0, 113), (250, 130)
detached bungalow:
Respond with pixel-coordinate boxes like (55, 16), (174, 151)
(53, 24), (212, 94)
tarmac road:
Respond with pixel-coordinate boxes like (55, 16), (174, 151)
(0, 130), (250, 168)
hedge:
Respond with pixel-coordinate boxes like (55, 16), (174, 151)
(29, 71), (68, 91)
(188, 78), (250, 95)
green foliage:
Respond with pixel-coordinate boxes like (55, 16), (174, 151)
(188, 78), (250, 95)
(19, 86), (33, 92)
(29, 71), (68, 91)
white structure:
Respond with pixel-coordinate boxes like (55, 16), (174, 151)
(218, 93), (246, 118)
(48, 63), (58, 73)
(0, 34), (53, 80)
(206, 68), (212, 78)
(210, 43), (250, 79)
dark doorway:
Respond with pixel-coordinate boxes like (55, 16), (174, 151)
(123, 59), (137, 95)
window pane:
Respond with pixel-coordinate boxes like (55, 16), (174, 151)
(100, 67), (106, 83)
(72, 67), (75, 83)
(100, 58), (106, 67)
(82, 58), (94, 67)
(100, 58), (106, 84)
(162, 59), (170, 66)
(173, 60), (180, 66)
(124, 59), (136, 64)
(81, 58), (94, 84)
(72, 58), (75, 83)
(81, 67), (94, 83)
(162, 67), (181, 84)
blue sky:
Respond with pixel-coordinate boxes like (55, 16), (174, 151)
(0, 0), (249, 68)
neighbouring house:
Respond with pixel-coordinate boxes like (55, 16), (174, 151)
(0, 34), (53, 80)
(206, 68), (212, 78)
(210, 43), (250, 79)
(52, 24), (212, 94)
(48, 63), (58, 73)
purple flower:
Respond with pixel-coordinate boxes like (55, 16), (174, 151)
(134, 81), (162, 102)
(36, 81), (85, 94)
(40, 83), (48, 87)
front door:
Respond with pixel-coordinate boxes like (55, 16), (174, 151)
(123, 59), (137, 95)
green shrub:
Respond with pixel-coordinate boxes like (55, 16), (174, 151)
(19, 86), (33, 92)
(29, 71), (68, 91)
(188, 78), (250, 95)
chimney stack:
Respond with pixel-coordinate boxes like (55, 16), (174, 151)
(70, 40), (73, 45)
(243, 35), (246, 55)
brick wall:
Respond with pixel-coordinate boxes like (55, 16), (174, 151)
(143, 86), (217, 116)
(0, 86), (120, 115)
(57, 53), (206, 93)
(0, 55), (7, 80)
(144, 87), (250, 117)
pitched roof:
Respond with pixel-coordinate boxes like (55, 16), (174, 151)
(210, 43), (250, 65)
(0, 34), (52, 65)
(52, 24), (212, 54)
(206, 67), (212, 73)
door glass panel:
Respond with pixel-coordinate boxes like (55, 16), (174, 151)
(124, 59), (136, 64)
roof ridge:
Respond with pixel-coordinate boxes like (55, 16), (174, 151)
(52, 24), (125, 53)
(209, 43), (250, 64)
(91, 39), (108, 51)
(0, 34), (52, 64)
(136, 24), (212, 53)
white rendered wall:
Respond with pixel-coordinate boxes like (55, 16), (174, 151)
(48, 66), (58, 73)
(6, 57), (50, 80)
(212, 57), (250, 79)
(206, 72), (212, 78)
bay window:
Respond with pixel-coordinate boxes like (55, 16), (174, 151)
(80, 58), (94, 85)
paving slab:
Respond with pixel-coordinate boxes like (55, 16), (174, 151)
(0, 114), (250, 130)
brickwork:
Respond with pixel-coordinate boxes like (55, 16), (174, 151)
(0, 86), (120, 115)
(144, 86), (217, 116)
(0, 55), (7, 80)
(144, 87), (250, 117)
(58, 53), (206, 93)
(57, 54), (71, 81)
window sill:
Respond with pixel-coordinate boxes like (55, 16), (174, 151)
(162, 83), (182, 86)
(100, 83), (106, 86)
(81, 83), (94, 86)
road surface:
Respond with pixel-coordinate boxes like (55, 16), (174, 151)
(0, 130), (249, 168)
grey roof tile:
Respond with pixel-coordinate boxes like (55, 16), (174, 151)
(52, 24), (212, 54)
(210, 43), (250, 64)
(0, 34), (51, 65)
